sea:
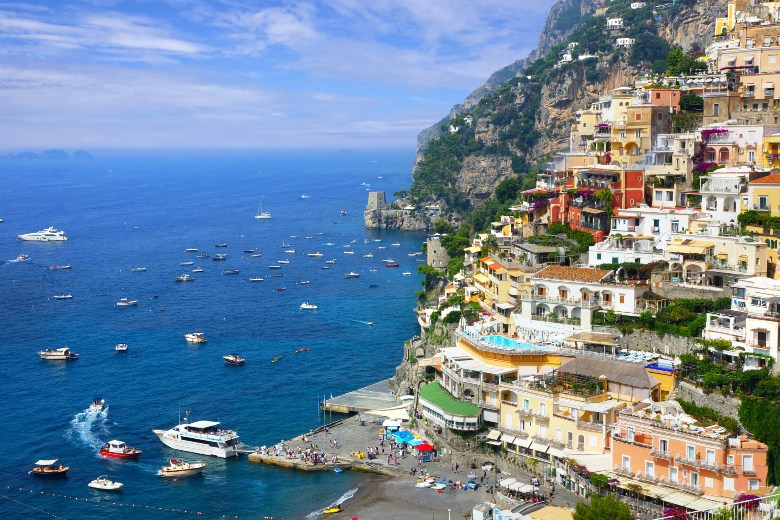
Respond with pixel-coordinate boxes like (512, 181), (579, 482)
(0, 149), (425, 519)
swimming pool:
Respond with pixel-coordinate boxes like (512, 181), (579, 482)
(481, 335), (555, 352)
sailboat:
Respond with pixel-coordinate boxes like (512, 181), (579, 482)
(255, 197), (271, 220)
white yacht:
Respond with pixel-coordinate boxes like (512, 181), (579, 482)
(17, 227), (68, 241)
(300, 302), (318, 310)
(38, 347), (78, 360)
(184, 332), (207, 344)
(255, 197), (271, 219)
(153, 420), (242, 458)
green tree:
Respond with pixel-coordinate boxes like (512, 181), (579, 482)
(433, 220), (454, 234)
(679, 92), (704, 112)
(573, 494), (632, 520)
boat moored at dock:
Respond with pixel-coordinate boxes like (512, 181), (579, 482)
(153, 420), (243, 458)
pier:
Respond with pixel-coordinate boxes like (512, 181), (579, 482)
(321, 379), (397, 414)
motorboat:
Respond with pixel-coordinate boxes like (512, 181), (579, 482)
(38, 347), (78, 360)
(185, 248), (199, 252)
(249, 277), (264, 282)
(323, 506), (342, 514)
(129, 267), (147, 272)
(345, 272), (360, 278)
(402, 272), (412, 276)
(116, 298), (138, 306)
(243, 249), (256, 253)
(386, 263), (399, 268)
(192, 267), (204, 273)
(90, 398), (105, 412)
(88, 475), (124, 491)
(307, 252), (323, 257)
(300, 280), (310, 285)
(276, 287), (287, 291)
(391, 242), (401, 246)
(215, 243), (228, 247)
(49, 265), (72, 270)
(223, 354), (245, 366)
(294, 347), (311, 354)
(157, 459), (206, 477)
(16, 254), (29, 261)
(300, 194), (311, 199)
(325, 259), (337, 264)
(52, 294), (73, 300)
(175, 274), (193, 282)
(269, 265), (282, 269)
(251, 253), (262, 257)
(213, 254), (228, 261)
(115, 343), (128, 352)
(290, 235), (298, 238)
(17, 227), (68, 241)
(325, 242), (335, 246)
(278, 260), (290, 264)
(270, 274), (283, 278)
(179, 261), (194, 266)
(305, 236), (314, 239)
(222, 270), (240, 275)
(184, 332), (207, 344)
(363, 254), (374, 258)
(284, 249), (296, 254)
(153, 419), (242, 458)
(300, 302), (318, 310)
(340, 210), (347, 216)
(343, 251), (354, 255)
(196, 253), (209, 258)
(29, 459), (69, 477)
(321, 266), (330, 270)
(372, 239), (382, 242)
(99, 440), (141, 459)
(271, 355), (282, 363)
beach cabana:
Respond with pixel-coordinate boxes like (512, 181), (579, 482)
(382, 419), (401, 435)
(414, 441), (436, 462)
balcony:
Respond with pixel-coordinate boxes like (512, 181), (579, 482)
(614, 465), (635, 477)
(743, 468), (757, 476)
(576, 421), (603, 433)
(613, 434), (653, 449)
(650, 450), (674, 461)
(517, 408), (549, 421)
(554, 411), (575, 422)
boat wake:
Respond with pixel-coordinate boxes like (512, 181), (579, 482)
(305, 487), (358, 519)
(66, 407), (110, 453)
(350, 319), (375, 326)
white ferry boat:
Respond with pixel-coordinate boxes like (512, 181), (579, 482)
(153, 420), (242, 458)
(17, 227), (68, 241)
(300, 302), (318, 310)
(38, 347), (78, 360)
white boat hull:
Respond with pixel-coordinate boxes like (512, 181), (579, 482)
(88, 480), (123, 491)
(153, 430), (240, 458)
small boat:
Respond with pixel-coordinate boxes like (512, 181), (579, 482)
(270, 273), (283, 278)
(249, 277), (264, 282)
(243, 249), (256, 253)
(284, 249), (296, 254)
(115, 343), (128, 352)
(129, 267), (147, 272)
(278, 259), (290, 264)
(294, 348), (311, 354)
(251, 254), (262, 259)
(290, 235), (298, 238)
(323, 507), (342, 514)
(38, 347), (78, 360)
(52, 294), (73, 300)
(29, 459), (69, 477)
(402, 272), (412, 276)
(325, 259), (337, 264)
(116, 298), (138, 306)
(369, 269), (377, 272)
(175, 274), (193, 282)
(255, 197), (271, 219)
(49, 265), (72, 270)
(185, 248), (199, 252)
(305, 236), (314, 239)
(196, 253), (209, 258)
(345, 272), (359, 278)
(300, 302), (318, 310)
(222, 269), (240, 275)
(223, 354), (245, 366)
(271, 355), (282, 363)
(99, 440), (141, 459)
(321, 266), (330, 270)
(88, 475), (124, 491)
(343, 251), (354, 255)
(431, 483), (447, 490)
(157, 459), (206, 478)
(363, 254), (374, 258)
(276, 287), (287, 291)
(325, 242), (335, 246)
(386, 263), (399, 268)
(300, 280), (310, 285)
(300, 194), (311, 199)
(334, 467), (343, 472)
(179, 261), (194, 266)
(213, 254), (228, 261)
(372, 239), (382, 242)
(215, 243), (228, 247)
(391, 242), (401, 246)
(184, 332), (207, 344)
(339, 210), (347, 216)
(192, 267), (204, 273)
(90, 398), (105, 412)
(269, 265), (281, 269)
(377, 246), (386, 249)
(307, 252), (323, 257)
(16, 254), (30, 261)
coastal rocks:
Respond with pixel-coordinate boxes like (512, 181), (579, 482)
(455, 156), (514, 207)
(364, 206), (429, 231)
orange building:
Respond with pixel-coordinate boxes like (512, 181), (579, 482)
(612, 401), (768, 499)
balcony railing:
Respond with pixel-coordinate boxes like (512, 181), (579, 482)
(576, 421), (603, 432)
(517, 409), (549, 421)
(614, 465), (634, 477)
(613, 434), (653, 449)
(743, 468), (757, 475)
(650, 450), (673, 461)
(553, 411), (575, 422)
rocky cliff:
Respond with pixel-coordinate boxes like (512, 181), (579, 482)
(381, 0), (724, 229)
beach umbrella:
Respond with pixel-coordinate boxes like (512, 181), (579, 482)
(407, 439), (423, 446)
(415, 442), (435, 452)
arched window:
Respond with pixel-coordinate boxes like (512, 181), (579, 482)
(719, 147), (730, 163)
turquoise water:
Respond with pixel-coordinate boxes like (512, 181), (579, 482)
(480, 335), (553, 351)
(0, 150), (423, 519)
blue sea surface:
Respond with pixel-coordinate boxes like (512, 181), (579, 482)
(0, 150), (423, 519)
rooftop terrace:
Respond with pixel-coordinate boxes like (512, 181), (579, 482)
(418, 382), (481, 417)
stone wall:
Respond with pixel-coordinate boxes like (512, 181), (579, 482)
(648, 277), (731, 300)
(426, 236), (450, 270)
(674, 381), (742, 423)
(605, 327), (700, 356)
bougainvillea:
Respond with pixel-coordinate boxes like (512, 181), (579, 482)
(661, 507), (690, 520)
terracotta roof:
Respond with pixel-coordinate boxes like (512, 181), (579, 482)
(560, 357), (660, 389)
(532, 265), (612, 283)
(750, 173), (780, 184)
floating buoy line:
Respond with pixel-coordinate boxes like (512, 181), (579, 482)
(5, 486), (245, 518)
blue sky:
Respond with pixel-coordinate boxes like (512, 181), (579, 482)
(0, 1), (557, 150)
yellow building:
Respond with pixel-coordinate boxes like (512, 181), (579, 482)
(746, 173), (780, 278)
(472, 255), (535, 335)
(765, 134), (780, 169)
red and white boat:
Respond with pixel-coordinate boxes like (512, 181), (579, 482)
(99, 440), (142, 459)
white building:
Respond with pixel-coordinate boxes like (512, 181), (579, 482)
(607, 17), (624, 30)
(588, 236), (666, 266)
(698, 167), (750, 225)
(630, 1), (646, 8)
(616, 38), (635, 47)
(608, 205), (703, 250)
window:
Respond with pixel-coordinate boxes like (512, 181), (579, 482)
(690, 472), (699, 489)
(687, 445), (695, 461)
(666, 191), (673, 201)
(655, 191), (663, 201)
(540, 424), (547, 437)
(749, 479), (760, 490)
(759, 196), (769, 210)
(596, 253), (602, 260)
(635, 129), (642, 138)
(645, 461), (655, 478)
(713, 103), (720, 116)
(635, 113), (641, 121)
(706, 449), (715, 465)
(612, 258), (619, 265)
(619, 294), (625, 304)
(620, 131), (626, 138)
(622, 455), (631, 469)
(523, 399), (530, 411)
(627, 427), (634, 442)
(540, 403), (546, 416)
(705, 477), (714, 488)
(770, 55), (777, 65)
(556, 428), (563, 442)
(655, 92), (661, 99)
(659, 439), (668, 453)
(669, 466), (678, 483)
(727, 455), (734, 465)
(765, 36), (772, 47)
(749, 150), (755, 163)
(743, 454), (754, 472)
(724, 477), (735, 491)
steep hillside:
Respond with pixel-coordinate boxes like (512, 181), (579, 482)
(394, 0), (723, 230)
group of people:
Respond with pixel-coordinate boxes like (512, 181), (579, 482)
(256, 442), (339, 466)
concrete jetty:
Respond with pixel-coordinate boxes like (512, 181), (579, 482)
(321, 379), (397, 414)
